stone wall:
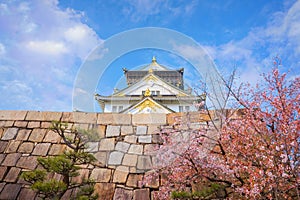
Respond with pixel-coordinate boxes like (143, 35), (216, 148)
(0, 111), (189, 200)
(0, 110), (243, 200)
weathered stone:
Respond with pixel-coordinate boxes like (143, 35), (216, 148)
(144, 144), (158, 156)
(97, 125), (106, 138)
(124, 135), (137, 143)
(43, 130), (61, 143)
(113, 166), (129, 183)
(0, 166), (7, 180)
(94, 183), (115, 200)
(26, 111), (62, 121)
(128, 144), (143, 155)
(106, 125), (121, 137)
(16, 156), (38, 170)
(86, 142), (99, 152)
(0, 110), (27, 120)
(113, 188), (133, 200)
(152, 134), (163, 144)
(115, 142), (130, 153)
(122, 154), (138, 167)
(0, 141), (8, 153)
(48, 144), (66, 155)
(18, 188), (37, 200)
(0, 183), (22, 200)
(99, 138), (115, 151)
(121, 125), (133, 135)
(41, 121), (52, 128)
(71, 169), (89, 184)
(63, 112), (97, 123)
(18, 142), (34, 153)
(138, 135), (152, 143)
(94, 151), (108, 165)
(136, 126), (147, 135)
(147, 125), (159, 134)
(27, 121), (40, 128)
(28, 128), (47, 142)
(0, 120), (15, 127)
(2, 128), (18, 140)
(137, 156), (152, 170)
(126, 174), (143, 188)
(4, 167), (21, 182)
(0, 128), (3, 138)
(15, 129), (31, 140)
(2, 153), (21, 166)
(132, 113), (166, 125)
(13, 121), (28, 128)
(133, 188), (150, 200)
(90, 168), (112, 182)
(74, 123), (89, 130)
(108, 151), (124, 165)
(97, 113), (132, 125)
(32, 143), (51, 156)
(5, 140), (21, 153)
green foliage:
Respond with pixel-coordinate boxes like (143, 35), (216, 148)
(21, 121), (99, 200)
(31, 179), (67, 200)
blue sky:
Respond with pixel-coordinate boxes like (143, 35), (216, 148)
(0, 0), (299, 111)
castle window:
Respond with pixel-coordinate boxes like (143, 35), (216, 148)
(118, 106), (123, 112)
(112, 106), (117, 112)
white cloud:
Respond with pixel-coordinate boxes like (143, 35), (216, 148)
(26, 40), (68, 55)
(0, 0), (101, 111)
(0, 43), (6, 56)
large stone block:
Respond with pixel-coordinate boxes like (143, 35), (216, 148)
(0, 166), (7, 180)
(138, 135), (152, 143)
(61, 112), (97, 124)
(122, 154), (138, 167)
(113, 188), (133, 200)
(43, 130), (62, 143)
(16, 156), (38, 170)
(2, 153), (21, 166)
(126, 174), (143, 188)
(32, 143), (51, 156)
(137, 156), (152, 170)
(86, 142), (99, 152)
(5, 140), (21, 153)
(0, 183), (22, 200)
(18, 188), (37, 200)
(144, 144), (158, 156)
(0, 110), (27, 120)
(132, 113), (166, 125)
(13, 121), (28, 128)
(97, 113), (132, 125)
(28, 128), (47, 142)
(121, 125), (134, 135)
(133, 188), (150, 200)
(27, 121), (40, 128)
(136, 126), (147, 135)
(4, 167), (21, 182)
(106, 125), (121, 137)
(108, 151), (124, 165)
(99, 138), (115, 151)
(113, 166), (129, 183)
(94, 183), (115, 200)
(48, 144), (66, 155)
(115, 142), (130, 153)
(124, 135), (137, 143)
(18, 142), (33, 154)
(15, 129), (31, 141)
(0, 141), (8, 153)
(2, 128), (18, 140)
(94, 151), (108, 165)
(26, 111), (62, 121)
(128, 144), (143, 155)
(90, 168), (112, 182)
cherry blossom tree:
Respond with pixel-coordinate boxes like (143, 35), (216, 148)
(148, 67), (300, 199)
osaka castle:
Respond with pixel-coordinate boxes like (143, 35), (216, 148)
(95, 57), (205, 114)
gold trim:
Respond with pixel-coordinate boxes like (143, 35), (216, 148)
(144, 88), (151, 96)
(135, 99), (157, 111)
